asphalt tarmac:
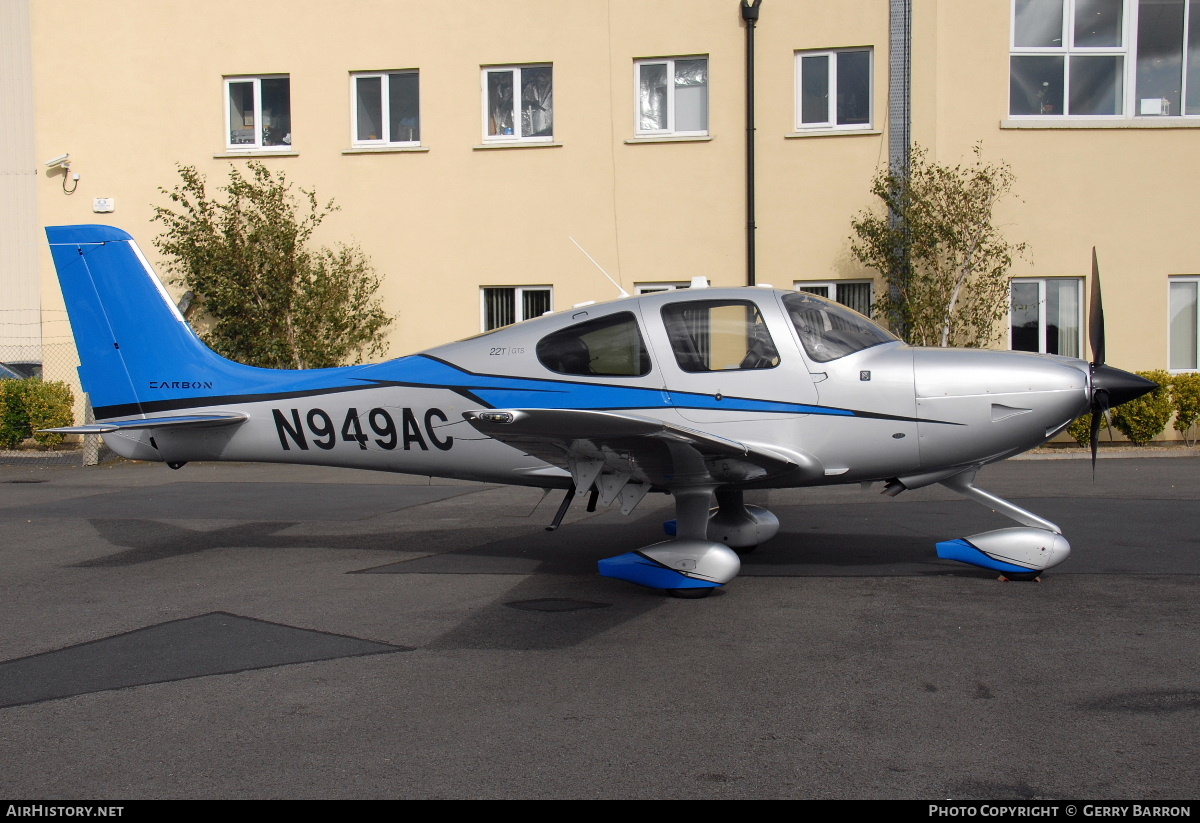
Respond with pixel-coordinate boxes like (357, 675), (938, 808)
(0, 453), (1197, 800)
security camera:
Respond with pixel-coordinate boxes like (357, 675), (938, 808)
(44, 154), (70, 168)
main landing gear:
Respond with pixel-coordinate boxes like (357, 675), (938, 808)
(598, 487), (779, 597)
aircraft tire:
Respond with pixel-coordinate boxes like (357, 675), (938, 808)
(666, 587), (714, 599)
(999, 571), (1042, 582)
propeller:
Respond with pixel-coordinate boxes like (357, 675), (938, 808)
(1086, 248), (1158, 471)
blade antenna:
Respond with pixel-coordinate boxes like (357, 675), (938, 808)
(569, 236), (630, 298)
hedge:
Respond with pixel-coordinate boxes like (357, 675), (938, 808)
(0, 378), (75, 450)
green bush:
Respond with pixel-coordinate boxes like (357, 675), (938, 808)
(0, 378), (75, 450)
(1169, 372), (1200, 442)
(1065, 414), (1104, 447)
(1110, 369), (1172, 445)
(0, 380), (33, 449)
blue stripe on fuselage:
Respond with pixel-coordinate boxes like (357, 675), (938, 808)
(97, 351), (864, 421)
(357, 355), (850, 416)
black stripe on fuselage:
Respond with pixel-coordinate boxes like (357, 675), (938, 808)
(93, 381), (491, 420)
(93, 354), (963, 426)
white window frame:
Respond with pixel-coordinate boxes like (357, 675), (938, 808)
(1010, 0), (1200, 118)
(350, 70), (420, 147)
(794, 48), (874, 132)
(794, 280), (875, 315)
(480, 285), (553, 331)
(1169, 275), (1200, 371)
(224, 75), (292, 151)
(634, 57), (710, 137)
(1009, 277), (1085, 356)
(481, 64), (554, 144)
(635, 282), (690, 294)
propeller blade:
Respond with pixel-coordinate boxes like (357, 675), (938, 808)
(1089, 247), (1105, 367)
(1089, 395), (1107, 475)
(1086, 368), (1157, 475)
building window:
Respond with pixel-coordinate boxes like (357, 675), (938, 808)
(635, 282), (690, 294)
(226, 76), (291, 150)
(1010, 0), (1200, 117)
(1010, 278), (1084, 357)
(635, 57), (709, 136)
(795, 48), (873, 130)
(483, 65), (553, 142)
(352, 71), (419, 145)
(1169, 276), (1200, 370)
(481, 286), (552, 331)
(795, 280), (874, 317)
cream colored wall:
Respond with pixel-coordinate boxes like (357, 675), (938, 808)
(32, 0), (758, 362)
(755, 0), (891, 287)
(31, 0), (1198, 381)
(914, 0), (1200, 374)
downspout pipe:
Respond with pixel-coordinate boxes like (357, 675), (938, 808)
(741, 0), (761, 287)
(887, 0), (913, 337)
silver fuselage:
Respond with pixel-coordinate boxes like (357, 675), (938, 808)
(103, 288), (1092, 491)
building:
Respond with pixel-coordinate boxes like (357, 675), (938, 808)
(5, 1), (1199, 423)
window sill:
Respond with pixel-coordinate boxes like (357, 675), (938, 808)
(473, 141), (562, 151)
(1001, 118), (1200, 129)
(785, 128), (881, 139)
(343, 146), (430, 155)
(213, 149), (299, 158)
(624, 135), (713, 144)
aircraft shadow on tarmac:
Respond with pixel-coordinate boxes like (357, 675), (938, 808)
(6, 487), (1198, 697)
(74, 494), (1200, 577)
(77, 513), (954, 576)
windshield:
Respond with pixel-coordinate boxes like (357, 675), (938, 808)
(781, 291), (896, 362)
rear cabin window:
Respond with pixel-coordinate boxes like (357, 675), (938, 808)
(660, 300), (781, 372)
(536, 312), (651, 377)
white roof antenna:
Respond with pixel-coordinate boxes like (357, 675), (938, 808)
(569, 236), (630, 299)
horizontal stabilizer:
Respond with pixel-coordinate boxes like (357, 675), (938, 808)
(41, 412), (249, 435)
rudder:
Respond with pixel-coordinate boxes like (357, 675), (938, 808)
(46, 225), (265, 419)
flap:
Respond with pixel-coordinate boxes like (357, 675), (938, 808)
(462, 408), (805, 488)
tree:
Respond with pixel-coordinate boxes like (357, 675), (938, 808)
(152, 162), (392, 370)
(850, 144), (1027, 348)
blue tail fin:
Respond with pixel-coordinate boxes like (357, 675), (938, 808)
(46, 225), (307, 419)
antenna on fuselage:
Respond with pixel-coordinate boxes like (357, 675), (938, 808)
(568, 236), (630, 299)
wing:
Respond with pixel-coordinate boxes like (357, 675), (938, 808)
(463, 408), (815, 511)
(41, 412), (249, 435)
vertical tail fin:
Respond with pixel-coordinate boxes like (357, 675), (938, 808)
(46, 225), (265, 418)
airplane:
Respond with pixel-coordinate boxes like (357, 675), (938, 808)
(44, 225), (1156, 597)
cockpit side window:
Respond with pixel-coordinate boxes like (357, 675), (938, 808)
(536, 312), (651, 377)
(660, 300), (781, 373)
(781, 290), (896, 362)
